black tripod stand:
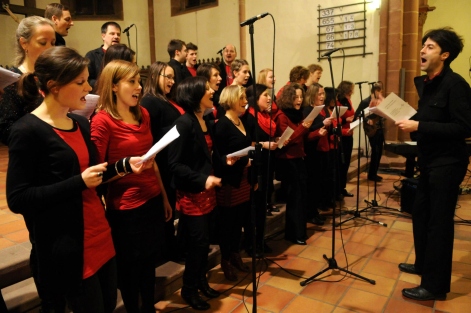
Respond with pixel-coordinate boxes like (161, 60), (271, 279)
(301, 51), (375, 287)
(335, 82), (387, 228)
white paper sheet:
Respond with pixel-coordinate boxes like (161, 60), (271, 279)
(370, 92), (417, 122)
(349, 118), (363, 130)
(70, 94), (99, 119)
(0, 67), (21, 89)
(330, 106), (348, 118)
(227, 146), (255, 157)
(277, 126), (294, 149)
(303, 105), (324, 123)
(139, 125), (180, 163)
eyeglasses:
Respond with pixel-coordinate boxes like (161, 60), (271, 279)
(160, 74), (175, 81)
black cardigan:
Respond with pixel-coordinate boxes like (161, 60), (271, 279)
(212, 115), (253, 188)
(168, 112), (214, 193)
(7, 113), (95, 293)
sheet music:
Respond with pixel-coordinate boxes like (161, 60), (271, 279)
(330, 106), (348, 118)
(0, 67), (21, 89)
(349, 118), (363, 130)
(70, 94), (99, 119)
(370, 92), (417, 122)
(277, 126), (294, 149)
(303, 105), (324, 123)
(203, 107), (214, 116)
(139, 125), (180, 163)
(227, 146), (255, 157)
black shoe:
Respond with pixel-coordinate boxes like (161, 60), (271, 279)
(197, 277), (220, 299)
(263, 243), (273, 253)
(368, 176), (382, 182)
(310, 216), (325, 226)
(402, 286), (446, 301)
(398, 263), (420, 275)
(318, 206), (330, 212)
(295, 239), (307, 245)
(318, 214), (327, 221)
(341, 189), (354, 197)
(376, 175), (383, 181)
(266, 209), (273, 216)
(268, 204), (280, 212)
(181, 288), (210, 310)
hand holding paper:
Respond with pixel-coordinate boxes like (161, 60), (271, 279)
(139, 125), (180, 163)
(331, 106), (348, 119)
(303, 105), (324, 123)
(277, 126), (294, 148)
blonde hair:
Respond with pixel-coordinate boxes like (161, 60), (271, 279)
(304, 83), (322, 107)
(15, 16), (54, 66)
(256, 68), (273, 85)
(219, 85), (245, 111)
(96, 60), (142, 121)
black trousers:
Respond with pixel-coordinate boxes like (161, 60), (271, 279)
(412, 163), (467, 294)
(179, 212), (210, 291)
(278, 158), (307, 241)
(339, 135), (353, 190)
(218, 201), (249, 260)
(107, 196), (162, 313)
(305, 150), (334, 211)
(67, 258), (117, 313)
(367, 130), (384, 178)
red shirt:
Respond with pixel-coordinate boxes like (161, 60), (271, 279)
(187, 66), (197, 77)
(337, 98), (355, 137)
(54, 124), (115, 279)
(274, 110), (309, 159)
(91, 107), (161, 210)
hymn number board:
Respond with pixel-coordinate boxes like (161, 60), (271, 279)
(317, 1), (371, 60)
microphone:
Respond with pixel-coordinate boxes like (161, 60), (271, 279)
(321, 48), (341, 57)
(123, 24), (135, 34)
(355, 81), (369, 85)
(240, 12), (269, 27)
(216, 47), (225, 55)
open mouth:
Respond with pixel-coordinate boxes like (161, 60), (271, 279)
(132, 94), (139, 99)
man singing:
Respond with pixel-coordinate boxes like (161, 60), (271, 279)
(396, 28), (471, 301)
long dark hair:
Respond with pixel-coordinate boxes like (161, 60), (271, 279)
(246, 83), (268, 113)
(176, 76), (207, 113)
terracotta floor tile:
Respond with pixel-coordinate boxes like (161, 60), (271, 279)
(390, 220), (413, 232)
(337, 288), (388, 312)
(281, 295), (335, 313)
(362, 258), (401, 280)
(453, 249), (471, 265)
(348, 231), (384, 247)
(349, 272), (396, 297)
(301, 280), (349, 304)
(371, 247), (409, 264)
(377, 237), (414, 253)
(435, 292), (471, 313)
(342, 241), (377, 257)
(231, 302), (272, 313)
(245, 284), (296, 312)
(452, 261), (471, 279)
(0, 213), (19, 225)
(383, 297), (434, 313)
(450, 275), (471, 296)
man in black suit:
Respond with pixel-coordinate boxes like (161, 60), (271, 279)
(85, 22), (122, 88)
(396, 27), (471, 301)
(44, 3), (74, 46)
(167, 39), (191, 93)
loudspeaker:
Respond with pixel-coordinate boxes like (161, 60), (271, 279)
(401, 178), (418, 214)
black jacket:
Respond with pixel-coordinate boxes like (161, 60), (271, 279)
(413, 66), (471, 168)
(85, 46), (105, 88)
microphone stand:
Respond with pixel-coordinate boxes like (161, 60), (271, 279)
(125, 30), (131, 48)
(245, 22), (261, 313)
(300, 55), (375, 287)
(335, 82), (387, 228)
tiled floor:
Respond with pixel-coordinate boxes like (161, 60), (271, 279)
(1, 142), (471, 312)
(154, 169), (471, 312)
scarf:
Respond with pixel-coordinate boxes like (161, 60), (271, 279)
(248, 107), (276, 137)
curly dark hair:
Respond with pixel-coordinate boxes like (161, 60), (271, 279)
(278, 83), (303, 110)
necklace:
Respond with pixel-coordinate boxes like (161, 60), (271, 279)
(228, 116), (241, 126)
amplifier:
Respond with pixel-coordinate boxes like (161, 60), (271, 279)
(400, 178), (418, 214)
